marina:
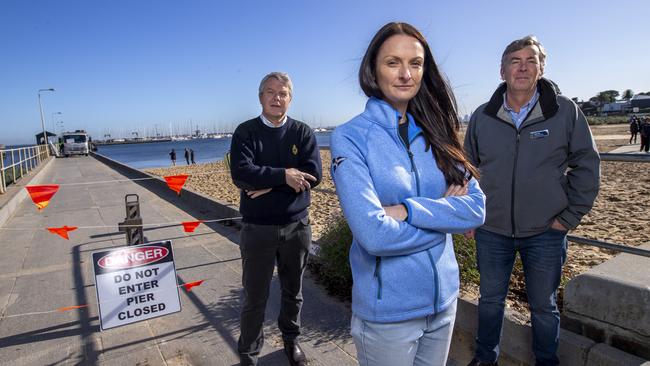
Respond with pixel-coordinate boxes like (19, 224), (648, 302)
(95, 131), (331, 169)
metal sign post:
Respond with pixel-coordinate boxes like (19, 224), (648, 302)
(118, 194), (144, 245)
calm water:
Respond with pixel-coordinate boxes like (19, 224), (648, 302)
(96, 132), (331, 169)
(2, 144), (40, 172)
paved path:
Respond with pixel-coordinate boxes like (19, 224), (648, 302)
(609, 142), (649, 154)
(0, 156), (356, 366)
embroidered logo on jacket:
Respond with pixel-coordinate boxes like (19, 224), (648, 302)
(332, 157), (347, 173)
(530, 129), (549, 139)
(292, 144), (298, 155)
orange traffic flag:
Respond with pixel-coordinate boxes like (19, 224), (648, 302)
(182, 280), (205, 292)
(164, 175), (189, 195)
(57, 304), (88, 312)
(25, 185), (59, 210)
(47, 226), (78, 240)
(181, 220), (203, 233)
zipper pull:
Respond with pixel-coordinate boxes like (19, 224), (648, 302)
(374, 257), (381, 277)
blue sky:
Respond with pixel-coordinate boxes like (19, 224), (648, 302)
(2, 0), (649, 144)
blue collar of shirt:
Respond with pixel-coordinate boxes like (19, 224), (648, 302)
(503, 91), (539, 128)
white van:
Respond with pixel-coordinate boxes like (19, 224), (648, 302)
(62, 130), (90, 156)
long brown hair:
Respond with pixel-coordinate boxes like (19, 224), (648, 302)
(359, 22), (479, 185)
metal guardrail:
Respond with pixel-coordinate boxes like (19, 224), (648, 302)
(600, 152), (650, 162)
(0, 144), (49, 194)
(568, 235), (650, 258)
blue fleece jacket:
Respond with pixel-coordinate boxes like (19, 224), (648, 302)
(331, 97), (486, 323)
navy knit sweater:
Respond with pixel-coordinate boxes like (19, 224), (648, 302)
(229, 117), (322, 224)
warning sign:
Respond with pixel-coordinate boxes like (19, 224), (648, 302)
(92, 241), (181, 330)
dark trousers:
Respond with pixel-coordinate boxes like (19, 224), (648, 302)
(238, 218), (311, 365)
(474, 228), (567, 366)
(641, 135), (650, 152)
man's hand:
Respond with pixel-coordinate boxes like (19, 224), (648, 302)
(551, 219), (568, 232)
(384, 204), (408, 222)
(285, 168), (317, 193)
(444, 182), (468, 197)
(464, 229), (475, 239)
(246, 188), (272, 199)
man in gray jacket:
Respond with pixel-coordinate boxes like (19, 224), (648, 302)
(464, 36), (600, 366)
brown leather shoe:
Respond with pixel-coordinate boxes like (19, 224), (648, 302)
(284, 342), (307, 366)
(466, 358), (498, 366)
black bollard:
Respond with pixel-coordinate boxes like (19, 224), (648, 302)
(118, 194), (144, 245)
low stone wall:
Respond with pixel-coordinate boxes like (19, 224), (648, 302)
(563, 242), (650, 361)
(450, 290), (649, 365)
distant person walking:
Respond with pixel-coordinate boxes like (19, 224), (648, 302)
(630, 116), (640, 144)
(190, 149), (196, 164)
(169, 149), (176, 166)
(184, 148), (190, 165)
(640, 117), (650, 153)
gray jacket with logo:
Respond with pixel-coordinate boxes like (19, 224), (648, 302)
(464, 78), (600, 238)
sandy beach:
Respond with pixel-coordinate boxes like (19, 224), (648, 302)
(145, 123), (649, 319)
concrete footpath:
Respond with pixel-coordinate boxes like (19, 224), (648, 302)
(609, 142), (648, 154)
(0, 156), (356, 365)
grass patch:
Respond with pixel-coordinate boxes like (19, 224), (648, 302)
(453, 234), (480, 286)
(311, 219), (487, 301)
(309, 215), (353, 301)
(587, 116), (629, 125)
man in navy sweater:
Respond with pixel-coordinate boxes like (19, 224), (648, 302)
(230, 72), (322, 366)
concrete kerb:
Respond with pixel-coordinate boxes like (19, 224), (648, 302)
(0, 156), (55, 228)
(451, 297), (535, 365)
(587, 343), (650, 366)
(563, 241), (650, 360)
(449, 296), (649, 366)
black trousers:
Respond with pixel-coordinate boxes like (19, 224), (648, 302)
(237, 217), (311, 365)
(641, 135), (650, 152)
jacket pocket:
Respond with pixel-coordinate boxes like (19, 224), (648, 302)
(426, 250), (439, 312)
(374, 257), (382, 300)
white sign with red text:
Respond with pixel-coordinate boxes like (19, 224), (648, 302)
(92, 241), (181, 330)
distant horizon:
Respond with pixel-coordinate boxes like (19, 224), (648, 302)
(2, 0), (649, 145)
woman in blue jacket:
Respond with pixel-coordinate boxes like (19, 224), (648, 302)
(331, 22), (486, 366)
